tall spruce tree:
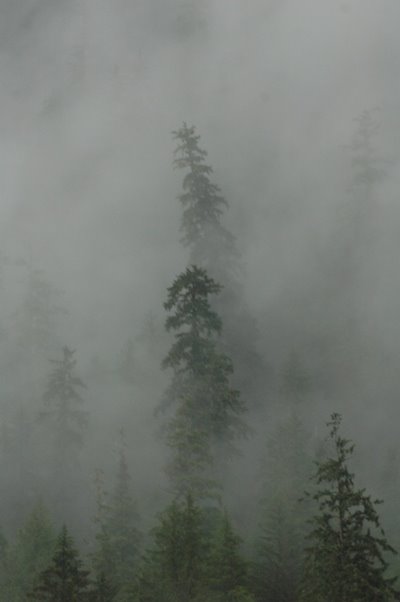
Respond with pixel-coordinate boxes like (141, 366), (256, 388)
(172, 123), (266, 409)
(161, 265), (247, 498)
(301, 413), (400, 602)
(28, 525), (90, 601)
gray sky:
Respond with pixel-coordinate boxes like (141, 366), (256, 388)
(0, 0), (399, 360)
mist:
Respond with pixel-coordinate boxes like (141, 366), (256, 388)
(1, 1), (400, 600)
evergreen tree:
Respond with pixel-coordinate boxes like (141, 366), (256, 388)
(89, 571), (116, 602)
(301, 413), (400, 602)
(172, 123), (267, 409)
(253, 412), (311, 602)
(93, 432), (141, 599)
(161, 265), (247, 498)
(135, 495), (206, 602)
(40, 346), (87, 517)
(29, 525), (90, 601)
(13, 264), (64, 359)
(207, 512), (253, 602)
(173, 123), (235, 275)
(165, 401), (217, 501)
(349, 108), (386, 211)
(3, 501), (56, 601)
(41, 346), (87, 464)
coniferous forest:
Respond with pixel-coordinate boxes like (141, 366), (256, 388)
(1, 2), (400, 601)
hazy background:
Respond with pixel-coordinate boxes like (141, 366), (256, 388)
(1, 0), (400, 539)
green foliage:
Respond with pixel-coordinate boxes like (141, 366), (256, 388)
(165, 401), (217, 501)
(207, 513), (252, 602)
(2, 501), (56, 601)
(28, 525), (90, 601)
(301, 413), (400, 602)
(253, 412), (311, 602)
(173, 123), (234, 271)
(135, 499), (252, 602)
(161, 266), (247, 498)
(93, 433), (141, 598)
(89, 571), (116, 601)
(136, 495), (206, 602)
(172, 123), (267, 411)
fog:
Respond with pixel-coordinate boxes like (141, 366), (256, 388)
(1, 1), (400, 599)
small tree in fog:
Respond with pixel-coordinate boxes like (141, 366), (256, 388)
(41, 346), (87, 464)
(14, 265), (65, 358)
(301, 413), (400, 602)
(161, 265), (247, 497)
(207, 512), (253, 602)
(29, 525), (89, 601)
(3, 500), (56, 601)
(41, 346), (87, 518)
(135, 494), (206, 602)
(254, 412), (311, 602)
(93, 431), (141, 599)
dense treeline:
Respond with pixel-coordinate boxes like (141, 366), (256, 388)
(0, 119), (399, 601)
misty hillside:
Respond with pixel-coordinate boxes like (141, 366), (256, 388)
(1, 1), (400, 601)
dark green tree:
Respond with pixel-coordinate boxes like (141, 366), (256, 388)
(172, 124), (267, 409)
(173, 123), (235, 275)
(301, 413), (400, 602)
(161, 265), (247, 497)
(28, 525), (90, 601)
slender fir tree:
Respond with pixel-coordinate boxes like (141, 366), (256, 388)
(161, 265), (247, 498)
(172, 123), (267, 409)
(301, 413), (400, 602)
